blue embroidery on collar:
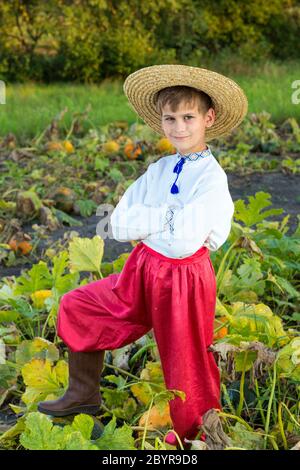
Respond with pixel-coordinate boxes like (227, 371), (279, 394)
(176, 144), (212, 160)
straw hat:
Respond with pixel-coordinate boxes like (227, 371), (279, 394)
(123, 64), (248, 141)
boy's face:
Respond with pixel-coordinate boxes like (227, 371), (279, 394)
(161, 100), (215, 155)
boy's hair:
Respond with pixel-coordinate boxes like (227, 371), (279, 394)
(154, 85), (214, 116)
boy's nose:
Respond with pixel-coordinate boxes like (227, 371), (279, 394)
(174, 124), (187, 133)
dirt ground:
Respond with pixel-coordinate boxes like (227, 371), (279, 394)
(228, 170), (299, 235)
(0, 171), (299, 280)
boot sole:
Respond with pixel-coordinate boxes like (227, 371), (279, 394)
(37, 403), (101, 417)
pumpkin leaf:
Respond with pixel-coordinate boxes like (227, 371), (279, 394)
(227, 302), (289, 347)
(131, 382), (153, 406)
(112, 253), (130, 273)
(95, 415), (136, 450)
(234, 192), (283, 227)
(52, 207), (83, 226)
(21, 358), (68, 405)
(19, 412), (98, 450)
(74, 199), (97, 217)
(50, 251), (80, 295)
(16, 338), (59, 366)
(14, 261), (52, 295)
(276, 338), (300, 381)
(229, 422), (265, 450)
(68, 235), (104, 273)
(63, 414), (95, 440)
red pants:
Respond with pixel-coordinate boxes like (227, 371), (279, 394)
(57, 241), (221, 442)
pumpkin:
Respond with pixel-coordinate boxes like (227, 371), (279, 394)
(8, 238), (32, 255)
(17, 241), (33, 255)
(53, 187), (76, 213)
(138, 403), (172, 435)
(63, 140), (75, 153)
(213, 315), (228, 340)
(45, 141), (64, 152)
(155, 138), (175, 154)
(103, 140), (120, 154)
(124, 142), (143, 160)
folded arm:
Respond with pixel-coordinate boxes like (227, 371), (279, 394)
(160, 177), (235, 257)
(110, 163), (170, 242)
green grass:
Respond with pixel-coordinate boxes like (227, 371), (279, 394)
(232, 60), (300, 124)
(0, 59), (300, 141)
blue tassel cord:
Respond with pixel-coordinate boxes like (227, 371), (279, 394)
(171, 157), (186, 194)
(170, 147), (212, 194)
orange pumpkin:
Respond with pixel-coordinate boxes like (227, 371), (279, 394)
(9, 238), (32, 255)
(138, 403), (172, 433)
(124, 142), (143, 160)
(213, 315), (228, 340)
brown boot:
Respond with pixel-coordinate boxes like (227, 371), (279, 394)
(37, 349), (105, 417)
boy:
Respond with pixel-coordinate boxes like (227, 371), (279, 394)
(38, 64), (247, 449)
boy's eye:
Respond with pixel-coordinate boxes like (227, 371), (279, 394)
(165, 116), (193, 121)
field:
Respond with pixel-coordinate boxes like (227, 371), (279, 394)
(0, 65), (299, 450)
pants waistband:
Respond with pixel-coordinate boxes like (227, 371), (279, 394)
(139, 242), (209, 265)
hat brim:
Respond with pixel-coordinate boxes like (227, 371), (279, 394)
(123, 64), (248, 141)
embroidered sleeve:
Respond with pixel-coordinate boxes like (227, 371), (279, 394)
(163, 205), (181, 234)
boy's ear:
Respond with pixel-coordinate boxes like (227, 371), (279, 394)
(205, 108), (216, 128)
